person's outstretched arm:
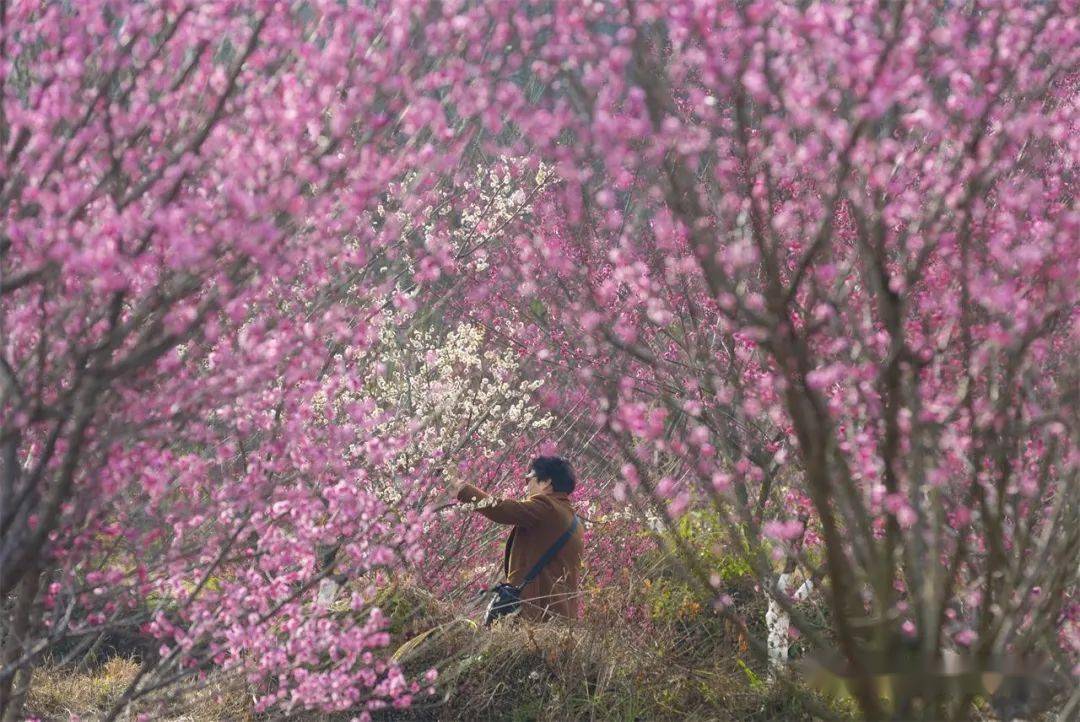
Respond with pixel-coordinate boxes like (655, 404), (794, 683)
(455, 483), (549, 527)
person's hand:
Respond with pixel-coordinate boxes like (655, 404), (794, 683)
(445, 479), (467, 502)
(428, 473), (465, 510)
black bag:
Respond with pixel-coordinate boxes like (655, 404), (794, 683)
(483, 582), (523, 624)
(483, 515), (579, 626)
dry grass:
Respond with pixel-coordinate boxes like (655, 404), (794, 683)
(26, 657), (141, 720)
(25, 657), (253, 721)
(23, 580), (834, 721)
(376, 583), (832, 722)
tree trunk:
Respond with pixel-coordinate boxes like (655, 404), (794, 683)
(0, 566), (41, 720)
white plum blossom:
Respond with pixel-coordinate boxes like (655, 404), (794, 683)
(330, 315), (552, 504)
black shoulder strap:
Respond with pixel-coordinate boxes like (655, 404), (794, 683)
(519, 515), (579, 589)
(502, 528), (515, 578)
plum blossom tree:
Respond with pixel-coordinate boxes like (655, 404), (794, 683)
(455, 0), (1078, 718)
(0, 1), (538, 718)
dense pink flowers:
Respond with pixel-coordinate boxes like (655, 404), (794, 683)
(1, 0), (1076, 718)
(459, 0), (1078, 713)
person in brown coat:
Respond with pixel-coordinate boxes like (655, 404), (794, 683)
(450, 456), (584, 622)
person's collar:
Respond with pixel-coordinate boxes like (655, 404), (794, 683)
(528, 489), (570, 499)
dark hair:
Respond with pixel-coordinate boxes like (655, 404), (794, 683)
(531, 456), (576, 493)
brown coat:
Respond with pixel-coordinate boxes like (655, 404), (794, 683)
(456, 483), (583, 621)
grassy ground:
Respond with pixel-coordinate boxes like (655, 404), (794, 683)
(27, 657), (141, 720)
(23, 579), (841, 721)
(26, 657), (253, 721)
(363, 581), (838, 722)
